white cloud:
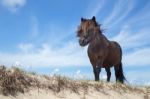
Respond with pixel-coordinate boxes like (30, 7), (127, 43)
(123, 48), (150, 66)
(73, 70), (85, 79)
(54, 68), (59, 72)
(18, 43), (34, 53)
(76, 70), (81, 75)
(49, 68), (60, 76)
(0, 42), (90, 68)
(1, 0), (26, 12)
(13, 61), (21, 67)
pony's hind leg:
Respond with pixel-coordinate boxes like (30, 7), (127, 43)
(114, 65), (118, 82)
(105, 67), (111, 82)
(114, 62), (125, 83)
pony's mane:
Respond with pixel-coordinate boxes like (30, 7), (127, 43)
(91, 18), (105, 35)
(94, 23), (104, 35)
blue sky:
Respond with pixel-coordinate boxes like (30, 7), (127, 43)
(0, 0), (150, 85)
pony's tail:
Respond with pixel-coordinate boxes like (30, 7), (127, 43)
(118, 62), (126, 83)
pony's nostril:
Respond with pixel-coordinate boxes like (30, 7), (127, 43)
(79, 38), (88, 46)
(79, 39), (85, 46)
(82, 39), (85, 43)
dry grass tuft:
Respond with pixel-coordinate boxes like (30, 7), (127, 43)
(0, 66), (38, 96)
(45, 75), (70, 93)
(54, 75), (68, 92)
(80, 81), (90, 93)
(69, 81), (79, 93)
(94, 82), (104, 91)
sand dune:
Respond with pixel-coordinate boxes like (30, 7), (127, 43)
(0, 84), (149, 99)
(0, 87), (149, 99)
(0, 66), (149, 99)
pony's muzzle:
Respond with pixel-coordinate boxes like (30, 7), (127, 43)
(79, 38), (88, 46)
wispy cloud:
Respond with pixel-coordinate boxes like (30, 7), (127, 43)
(1, 0), (26, 13)
(29, 15), (77, 47)
(123, 47), (150, 67)
(126, 1), (150, 25)
(103, 0), (135, 27)
(111, 25), (150, 67)
(85, 0), (105, 17)
(103, 0), (122, 25)
(111, 26), (150, 49)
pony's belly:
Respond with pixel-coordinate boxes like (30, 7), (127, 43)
(102, 62), (114, 68)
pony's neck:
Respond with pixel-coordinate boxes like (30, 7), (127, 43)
(90, 29), (109, 47)
(92, 29), (103, 43)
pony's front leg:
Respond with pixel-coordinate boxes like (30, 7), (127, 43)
(105, 67), (111, 82)
(93, 66), (101, 81)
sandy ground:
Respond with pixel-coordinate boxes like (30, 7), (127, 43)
(0, 86), (149, 99)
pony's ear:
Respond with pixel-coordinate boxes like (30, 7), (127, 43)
(92, 16), (96, 22)
(81, 17), (86, 22)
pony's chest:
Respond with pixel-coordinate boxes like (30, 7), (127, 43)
(88, 46), (106, 59)
(88, 44), (106, 54)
